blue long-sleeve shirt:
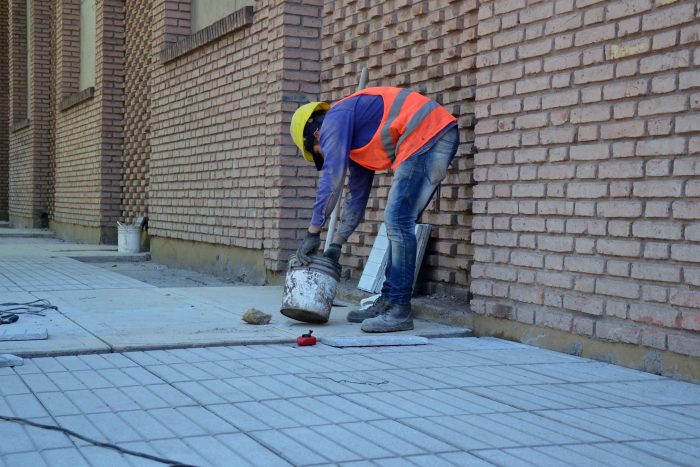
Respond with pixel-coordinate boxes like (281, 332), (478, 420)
(311, 94), (456, 242)
(310, 95), (382, 241)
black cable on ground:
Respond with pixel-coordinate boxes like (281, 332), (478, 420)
(1, 299), (195, 465)
(0, 414), (199, 467)
(0, 298), (59, 317)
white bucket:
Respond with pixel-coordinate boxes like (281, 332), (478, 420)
(280, 255), (341, 323)
(117, 222), (141, 253)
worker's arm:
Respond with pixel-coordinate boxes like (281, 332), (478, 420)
(333, 160), (374, 244)
(309, 108), (354, 233)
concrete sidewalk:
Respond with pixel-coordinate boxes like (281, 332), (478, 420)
(1, 229), (699, 466)
(0, 231), (469, 357)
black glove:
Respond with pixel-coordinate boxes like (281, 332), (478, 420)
(323, 243), (342, 263)
(296, 232), (320, 265)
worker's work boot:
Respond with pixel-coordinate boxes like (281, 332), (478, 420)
(361, 304), (413, 333)
(346, 296), (389, 323)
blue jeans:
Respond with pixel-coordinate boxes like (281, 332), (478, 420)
(381, 126), (459, 305)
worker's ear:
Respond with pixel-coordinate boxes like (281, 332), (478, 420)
(313, 129), (320, 141)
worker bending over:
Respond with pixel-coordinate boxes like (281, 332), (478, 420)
(290, 86), (459, 333)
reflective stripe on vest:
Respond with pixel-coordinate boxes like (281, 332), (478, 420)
(393, 99), (440, 164)
(335, 86), (457, 171)
(380, 88), (411, 162)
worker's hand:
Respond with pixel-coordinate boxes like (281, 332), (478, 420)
(323, 243), (342, 263)
(296, 232), (321, 265)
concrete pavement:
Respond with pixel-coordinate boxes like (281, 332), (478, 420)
(0, 232), (468, 357)
(1, 228), (699, 466)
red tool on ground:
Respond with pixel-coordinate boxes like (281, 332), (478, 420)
(297, 330), (317, 346)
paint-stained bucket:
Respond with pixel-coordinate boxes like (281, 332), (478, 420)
(117, 222), (141, 253)
(280, 255), (341, 323)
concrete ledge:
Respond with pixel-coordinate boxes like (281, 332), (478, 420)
(150, 236), (267, 285)
(59, 87), (95, 112)
(335, 281), (698, 382)
(0, 228), (55, 238)
(70, 252), (151, 263)
(470, 315), (700, 383)
(11, 119), (30, 132)
(335, 281), (473, 327)
(51, 220), (117, 245)
(160, 6), (254, 63)
(9, 213), (40, 229)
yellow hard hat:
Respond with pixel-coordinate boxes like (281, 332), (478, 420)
(290, 101), (330, 165)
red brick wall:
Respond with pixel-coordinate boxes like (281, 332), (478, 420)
(122, 0), (152, 223)
(8, 0), (51, 227)
(99, 0), (125, 228)
(53, 0), (104, 232)
(472, 0), (700, 357)
(274, 0), (324, 270)
(31, 0), (53, 226)
(52, 0), (124, 239)
(148, 0), (323, 272)
(8, 0), (31, 225)
(57, 0), (80, 97)
(47, 0), (57, 220)
(320, 0), (478, 298)
(0, 2), (9, 221)
(9, 0), (27, 124)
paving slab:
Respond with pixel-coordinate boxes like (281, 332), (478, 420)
(163, 286), (468, 335)
(32, 287), (295, 352)
(0, 328), (48, 341)
(0, 235), (470, 356)
(0, 354), (24, 367)
(321, 336), (429, 347)
(2, 285), (468, 356)
(0, 292), (109, 357)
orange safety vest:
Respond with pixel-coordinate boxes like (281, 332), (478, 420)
(336, 87), (457, 171)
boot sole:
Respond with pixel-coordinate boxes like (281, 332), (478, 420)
(361, 321), (414, 333)
(346, 314), (378, 323)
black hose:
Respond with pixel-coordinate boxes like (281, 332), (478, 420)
(0, 414), (199, 466)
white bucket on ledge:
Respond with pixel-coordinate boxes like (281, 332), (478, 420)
(117, 222), (141, 253)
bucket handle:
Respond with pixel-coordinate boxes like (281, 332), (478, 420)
(288, 255), (307, 270)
